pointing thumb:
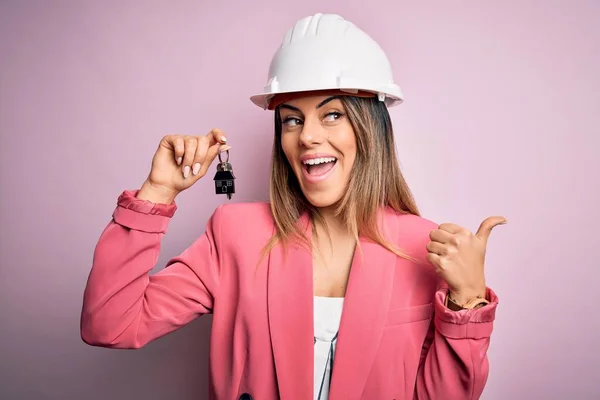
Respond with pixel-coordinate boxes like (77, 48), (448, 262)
(475, 216), (507, 241)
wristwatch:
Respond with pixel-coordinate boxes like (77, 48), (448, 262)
(445, 292), (490, 311)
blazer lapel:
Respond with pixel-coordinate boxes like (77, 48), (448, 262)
(267, 214), (314, 400)
(328, 209), (398, 400)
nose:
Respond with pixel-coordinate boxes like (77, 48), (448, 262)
(298, 117), (326, 147)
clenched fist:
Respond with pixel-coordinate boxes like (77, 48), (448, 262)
(137, 129), (230, 204)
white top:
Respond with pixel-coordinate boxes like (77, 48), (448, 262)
(313, 296), (344, 400)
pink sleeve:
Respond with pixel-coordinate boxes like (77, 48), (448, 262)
(80, 190), (223, 349)
(414, 287), (498, 399)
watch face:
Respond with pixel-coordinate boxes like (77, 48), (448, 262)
(469, 299), (489, 309)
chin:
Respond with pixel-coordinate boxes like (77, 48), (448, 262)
(301, 189), (344, 209)
(293, 162), (348, 210)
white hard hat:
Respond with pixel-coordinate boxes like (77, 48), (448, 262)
(250, 13), (404, 110)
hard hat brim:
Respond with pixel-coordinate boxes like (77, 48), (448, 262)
(250, 87), (403, 110)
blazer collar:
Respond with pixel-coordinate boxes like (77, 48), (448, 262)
(267, 209), (398, 400)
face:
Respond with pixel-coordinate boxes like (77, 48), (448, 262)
(278, 95), (357, 209)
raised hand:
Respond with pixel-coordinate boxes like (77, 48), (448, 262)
(426, 216), (507, 305)
(137, 129), (230, 204)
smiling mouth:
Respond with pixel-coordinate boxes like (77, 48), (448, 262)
(302, 157), (337, 176)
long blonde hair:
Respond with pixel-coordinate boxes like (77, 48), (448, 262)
(261, 95), (420, 262)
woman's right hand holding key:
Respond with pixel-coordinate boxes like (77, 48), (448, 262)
(137, 129), (230, 204)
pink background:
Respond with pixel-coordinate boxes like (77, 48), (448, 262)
(1, 1), (598, 399)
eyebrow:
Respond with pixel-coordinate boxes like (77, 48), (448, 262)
(279, 96), (340, 112)
(316, 96), (340, 108)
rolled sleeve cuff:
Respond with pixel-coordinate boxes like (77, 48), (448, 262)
(112, 189), (177, 233)
(434, 287), (498, 339)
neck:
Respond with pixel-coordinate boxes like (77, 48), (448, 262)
(315, 205), (351, 236)
(312, 205), (357, 263)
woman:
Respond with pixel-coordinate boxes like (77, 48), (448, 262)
(81, 13), (504, 400)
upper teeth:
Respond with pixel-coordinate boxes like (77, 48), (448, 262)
(303, 157), (336, 165)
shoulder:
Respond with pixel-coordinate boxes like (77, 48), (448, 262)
(218, 201), (272, 218)
(385, 208), (438, 238)
(209, 201), (274, 234)
(398, 213), (438, 238)
(385, 209), (438, 265)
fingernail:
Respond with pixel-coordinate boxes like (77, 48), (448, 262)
(177, 157), (182, 165)
(192, 163), (201, 175)
(183, 165), (190, 178)
(221, 136), (227, 142)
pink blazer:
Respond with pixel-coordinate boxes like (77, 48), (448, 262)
(81, 190), (498, 400)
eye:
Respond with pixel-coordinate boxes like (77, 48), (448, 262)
(323, 112), (343, 122)
(282, 116), (303, 127)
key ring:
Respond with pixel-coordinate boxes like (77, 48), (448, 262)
(218, 149), (229, 164)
